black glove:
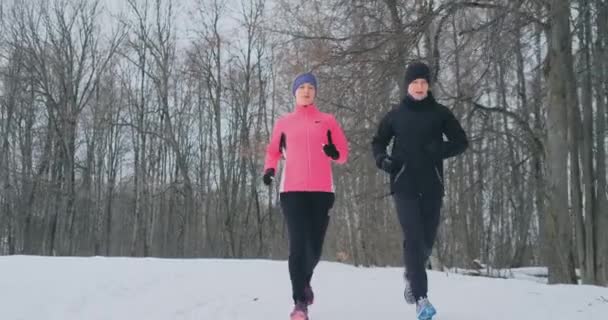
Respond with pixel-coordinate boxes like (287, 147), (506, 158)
(423, 140), (442, 160)
(323, 130), (340, 160)
(377, 155), (403, 174)
(262, 168), (275, 186)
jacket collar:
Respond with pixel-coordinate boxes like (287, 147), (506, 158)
(294, 103), (320, 115)
(401, 91), (436, 110)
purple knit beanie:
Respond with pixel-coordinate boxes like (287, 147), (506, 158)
(292, 73), (317, 96)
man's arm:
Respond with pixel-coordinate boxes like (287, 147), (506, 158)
(371, 111), (395, 167)
(440, 108), (468, 159)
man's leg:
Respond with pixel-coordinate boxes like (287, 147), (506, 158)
(421, 191), (442, 263)
(394, 192), (428, 301)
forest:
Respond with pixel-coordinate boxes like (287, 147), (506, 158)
(0, 0), (606, 286)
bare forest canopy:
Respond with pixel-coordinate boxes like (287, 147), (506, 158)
(0, 0), (606, 286)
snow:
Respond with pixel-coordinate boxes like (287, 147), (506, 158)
(446, 266), (552, 284)
(1, 256), (607, 320)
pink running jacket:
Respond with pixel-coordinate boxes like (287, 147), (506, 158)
(264, 104), (348, 193)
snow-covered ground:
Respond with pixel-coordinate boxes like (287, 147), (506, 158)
(448, 266), (553, 283)
(1, 256), (607, 320)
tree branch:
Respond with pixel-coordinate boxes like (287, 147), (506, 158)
(470, 99), (544, 153)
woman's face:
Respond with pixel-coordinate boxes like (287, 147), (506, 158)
(407, 78), (429, 100)
(295, 83), (316, 106)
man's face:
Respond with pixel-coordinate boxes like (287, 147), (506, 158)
(295, 83), (316, 106)
(407, 79), (429, 100)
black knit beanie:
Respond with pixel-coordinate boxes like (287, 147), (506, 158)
(404, 61), (431, 86)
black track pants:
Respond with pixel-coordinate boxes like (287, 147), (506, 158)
(280, 192), (335, 303)
(393, 191), (442, 301)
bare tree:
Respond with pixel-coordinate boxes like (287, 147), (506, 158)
(593, 0), (608, 285)
(544, 0), (577, 283)
(0, 0), (605, 288)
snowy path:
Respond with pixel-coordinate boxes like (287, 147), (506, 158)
(0, 256), (607, 320)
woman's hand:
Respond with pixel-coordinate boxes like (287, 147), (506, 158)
(322, 130), (340, 160)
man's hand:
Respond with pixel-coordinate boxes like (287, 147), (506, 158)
(377, 155), (403, 174)
(423, 140), (442, 160)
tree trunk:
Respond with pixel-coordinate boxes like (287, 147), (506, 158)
(594, 0), (608, 285)
(577, 0), (597, 284)
(544, 0), (577, 284)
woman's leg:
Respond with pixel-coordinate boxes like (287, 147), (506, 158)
(280, 192), (312, 304)
(304, 192), (334, 284)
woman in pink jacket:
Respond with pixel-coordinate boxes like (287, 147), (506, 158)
(262, 73), (348, 320)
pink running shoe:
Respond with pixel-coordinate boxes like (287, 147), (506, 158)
(290, 302), (308, 320)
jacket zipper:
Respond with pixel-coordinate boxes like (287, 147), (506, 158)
(306, 111), (311, 190)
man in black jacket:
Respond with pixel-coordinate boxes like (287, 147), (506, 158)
(371, 61), (468, 320)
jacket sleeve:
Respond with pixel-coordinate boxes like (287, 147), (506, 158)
(263, 118), (283, 171)
(328, 115), (349, 164)
(371, 111), (394, 167)
(440, 108), (468, 159)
